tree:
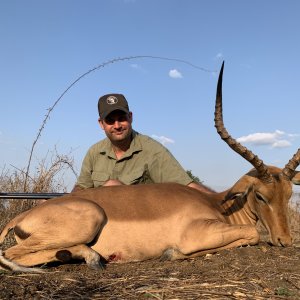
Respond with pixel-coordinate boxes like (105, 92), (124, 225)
(186, 170), (202, 183)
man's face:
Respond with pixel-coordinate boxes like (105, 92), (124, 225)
(99, 110), (133, 143)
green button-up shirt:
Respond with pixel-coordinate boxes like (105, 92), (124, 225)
(76, 131), (192, 188)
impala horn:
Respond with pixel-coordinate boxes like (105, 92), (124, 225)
(282, 150), (300, 180)
(214, 62), (273, 183)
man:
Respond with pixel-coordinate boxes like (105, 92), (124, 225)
(72, 93), (213, 193)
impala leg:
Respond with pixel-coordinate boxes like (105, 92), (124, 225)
(56, 244), (103, 270)
(4, 244), (103, 270)
(176, 219), (259, 258)
(3, 199), (107, 270)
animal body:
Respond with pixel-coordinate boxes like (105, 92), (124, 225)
(1, 62), (299, 273)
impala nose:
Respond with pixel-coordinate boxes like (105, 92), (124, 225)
(276, 236), (292, 247)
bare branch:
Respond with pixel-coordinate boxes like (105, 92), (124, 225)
(24, 55), (214, 190)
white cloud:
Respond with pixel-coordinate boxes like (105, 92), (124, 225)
(152, 135), (175, 146)
(288, 133), (300, 139)
(271, 140), (291, 148)
(169, 69), (183, 79)
(236, 130), (298, 148)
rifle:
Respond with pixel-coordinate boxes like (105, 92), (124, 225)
(0, 192), (68, 200)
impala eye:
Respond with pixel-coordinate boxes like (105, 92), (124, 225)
(255, 192), (267, 204)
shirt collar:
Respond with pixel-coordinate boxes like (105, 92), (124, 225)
(99, 130), (142, 160)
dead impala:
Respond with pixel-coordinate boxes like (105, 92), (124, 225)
(1, 62), (299, 273)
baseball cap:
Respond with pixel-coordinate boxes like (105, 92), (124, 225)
(98, 93), (130, 120)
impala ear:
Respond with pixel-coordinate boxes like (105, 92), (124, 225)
(291, 171), (300, 185)
(222, 181), (252, 204)
(222, 191), (245, 204)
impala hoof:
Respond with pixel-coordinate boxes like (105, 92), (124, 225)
(88, 261), (105, 271)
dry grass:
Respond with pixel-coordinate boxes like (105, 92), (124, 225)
(0, 148), (76, 232)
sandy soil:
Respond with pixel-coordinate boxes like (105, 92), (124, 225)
(0, 241), (299, 300)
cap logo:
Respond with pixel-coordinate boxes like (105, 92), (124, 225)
(106, 96), (118, 105)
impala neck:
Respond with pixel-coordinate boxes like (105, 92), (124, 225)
(217, 192), (258, 226)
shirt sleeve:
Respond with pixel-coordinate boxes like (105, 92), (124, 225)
(149, 147), (193, 185)
(76, 149), (95, 189)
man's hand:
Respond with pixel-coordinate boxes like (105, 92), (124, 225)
(103, 179), (125, 186)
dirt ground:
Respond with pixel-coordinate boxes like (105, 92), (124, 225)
(0, 239), (299, 300)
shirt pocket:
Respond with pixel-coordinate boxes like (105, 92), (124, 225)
(91, 171), (110, 187)
(128, 165), (154, 185)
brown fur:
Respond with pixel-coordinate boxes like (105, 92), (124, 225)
(0, 169), (299, 273)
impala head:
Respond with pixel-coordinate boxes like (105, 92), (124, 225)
(216, 62), (300, 246)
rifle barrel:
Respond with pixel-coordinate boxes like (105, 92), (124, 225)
(0, 193), (68, 200)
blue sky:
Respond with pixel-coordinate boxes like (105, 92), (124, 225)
(1, 0), (300, 191)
